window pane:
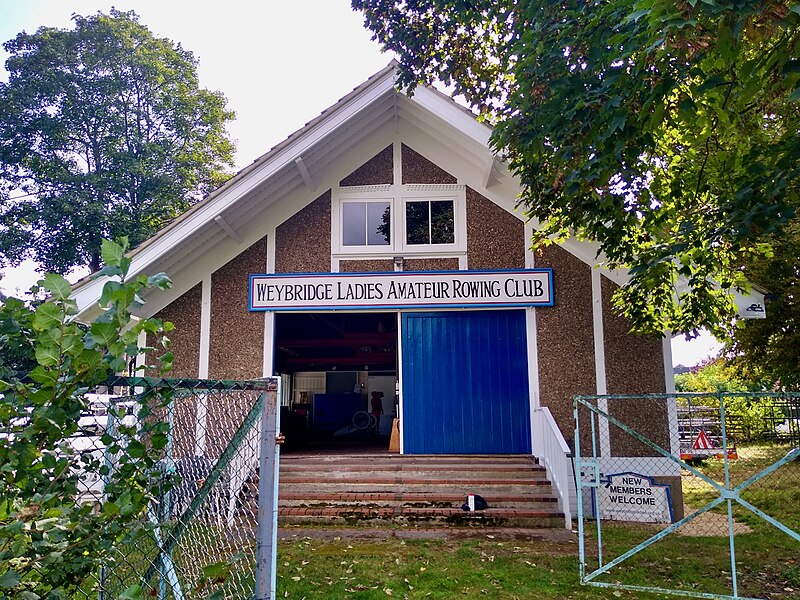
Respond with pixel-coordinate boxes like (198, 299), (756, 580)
(367, 202), (391, 245)
(430, 200), (455, 244)
(406, 201), (429, 245)
(342, 202), (366, 246)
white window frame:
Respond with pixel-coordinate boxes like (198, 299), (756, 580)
(332, 184), (467, 257)
(338, 197), (393, 250)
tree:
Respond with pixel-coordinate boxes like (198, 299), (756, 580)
(0, 238), (174, 597)
(725, 218), (800, 388)
(0, 9), (235, 274)
(674, 356), (763, 393)
(353, 0), (800, 336)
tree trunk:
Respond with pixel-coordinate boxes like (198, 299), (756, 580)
(89, 252), (101, 273)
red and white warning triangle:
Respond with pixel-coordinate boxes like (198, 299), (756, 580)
(692, 430), (714, 450)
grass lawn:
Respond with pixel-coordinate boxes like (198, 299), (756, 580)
(277, 534), (641, 599)
(275, 527), (799, 600)
(579, 443), (800, 600)
(276, 443), (799, 599)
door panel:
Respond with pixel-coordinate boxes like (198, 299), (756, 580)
(401, 310), (531, 454)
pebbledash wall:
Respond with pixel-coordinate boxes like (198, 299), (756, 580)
(151, 142), (673, 455)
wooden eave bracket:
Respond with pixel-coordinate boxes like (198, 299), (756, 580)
(214, 214), (242, 244)
(482, 154), (502, 189)
(295, 156), (315, 192)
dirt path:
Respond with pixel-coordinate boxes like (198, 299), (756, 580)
(278, 525), (578, 544)
(675, 504), (753, 536)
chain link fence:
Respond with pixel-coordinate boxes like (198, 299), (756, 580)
(60, 376), (279, 599)
(575, 392), (800, 599)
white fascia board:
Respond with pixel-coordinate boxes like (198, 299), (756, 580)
(73, 69), (398, 317)
(399, 89), (635, 286)
(398, 102), (632, 285)
(403, 86), (492, 148)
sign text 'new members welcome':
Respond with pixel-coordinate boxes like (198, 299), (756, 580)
(249, 269), (553, 311)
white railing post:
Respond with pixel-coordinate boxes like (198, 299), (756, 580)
(532, 407), (572, 529)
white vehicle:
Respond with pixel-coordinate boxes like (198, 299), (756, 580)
(63, 394), (139, 504)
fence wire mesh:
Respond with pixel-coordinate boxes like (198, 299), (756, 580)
(61, 376), (278, 600)
(575, 392), (800, 600)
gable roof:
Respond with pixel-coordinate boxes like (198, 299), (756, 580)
(70, 61), (526, 319)
(71, 62), (764, 323)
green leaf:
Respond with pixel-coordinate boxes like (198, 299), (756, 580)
(76, 348), (105, 373)
(101, 238), (126, 270)
(126, 439), (146, 459)
(103, 501), (120, 516)
(201, 561), (232, 580)
(33, 302), (64, 332)
(28, 365), (59, 386)
(118, 584), (143, 599)
(150, 432), (168, 450)
(89, 322), (118, 348)
(61, 333), (84, 357)
(158, 351), (174, 374)
(147, 272), (172, 290)
(35, 344), (60, 367)
(0, 569), (21, 589)
(624, 9), (649, 23)
(41, 273), (72, 301)
(99, 281), (124, 307)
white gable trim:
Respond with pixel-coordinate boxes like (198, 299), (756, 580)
(73, 66), (398, 316)
(72, 63), (636, 319)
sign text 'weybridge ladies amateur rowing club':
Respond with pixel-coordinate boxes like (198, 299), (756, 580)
(249, 269), (554, 312)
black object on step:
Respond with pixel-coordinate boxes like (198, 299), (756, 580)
(461, 493), (489, 511)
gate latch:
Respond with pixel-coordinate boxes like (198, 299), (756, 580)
(578, 460), (601, 488)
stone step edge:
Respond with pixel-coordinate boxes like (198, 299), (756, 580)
(280, 462), (540, 468)
(280, 454), (538, 459)
(280, 492), (557, 502)
(280, 465), (546, 473)
(279, 473), (549, 481)
(279, 477), (551, 485)
(278, 506), (564, 518)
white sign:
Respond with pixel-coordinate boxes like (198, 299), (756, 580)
(249, 269), (553, 311)
(594, 472), (673, 523)
(733, 290), (767, 319)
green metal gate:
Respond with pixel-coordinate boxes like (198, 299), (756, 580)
(575, 392), (799, 599)
(67, 376), (282, 599)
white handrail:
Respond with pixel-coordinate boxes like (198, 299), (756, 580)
(532, 407), (572, 528)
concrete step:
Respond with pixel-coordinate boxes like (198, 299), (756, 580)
(280, 471), (548, 482)
(281, 460), (546, 469)
(280, 458), (548, 481)
(279, 480), (554, 496)
(270, 453), (564, 528)
(278, 506), (565, 528)
(281, 453), (538, 460)
(280, 491), (559, 510)
(280, 457), (539, 470)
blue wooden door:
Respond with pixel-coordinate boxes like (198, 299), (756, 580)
(401, 310), (531, 454)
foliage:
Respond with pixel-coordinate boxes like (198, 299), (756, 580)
(353, 0), (800, 336)
(0, 9), (235, 274)
(675, 356), (763, 393)
(726, 219), (800, 388)
(675, 359), (788, 440)
(0, 238), (173, 598)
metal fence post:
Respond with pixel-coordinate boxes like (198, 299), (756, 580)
(255, 386), (281, 600)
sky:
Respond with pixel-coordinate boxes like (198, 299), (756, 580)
(0, 0), (722, 366)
